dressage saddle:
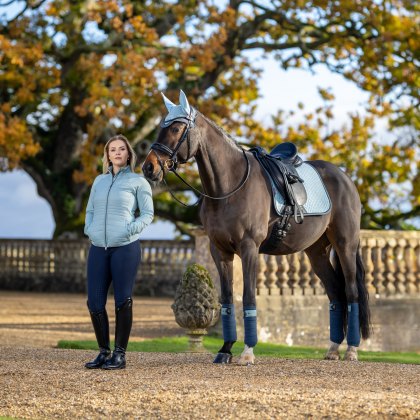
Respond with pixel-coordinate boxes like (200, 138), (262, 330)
(250, 142), (307, 225)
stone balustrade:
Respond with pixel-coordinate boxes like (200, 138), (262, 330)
(194, 229), (420, 351)
(253, 230), (420, 297)
(194, 230), (420, 298)
(0, 230), (419, 298)
(1, 231), (419, 350)
(0, 239), (194, 296)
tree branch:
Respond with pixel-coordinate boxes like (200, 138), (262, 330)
(21, 162), (58, 221)
(131, 111), (162, 147)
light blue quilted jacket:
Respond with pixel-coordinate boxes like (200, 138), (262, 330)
(84, 166), (154, 248)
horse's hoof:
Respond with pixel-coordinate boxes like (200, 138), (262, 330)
(213, 353), (232, 364)
(344, 349), (358, 361)
(237, 353), (255, 366)
(324, 350), (340, 360)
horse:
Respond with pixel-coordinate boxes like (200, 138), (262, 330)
(142, 90), (371, 365)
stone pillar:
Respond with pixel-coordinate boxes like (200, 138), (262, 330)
(277, 254), (290, 295)
(256, 254), (267, 296)
(265, 255), (278, 295)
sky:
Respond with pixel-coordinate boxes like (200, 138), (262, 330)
(0, 2), (372, 239)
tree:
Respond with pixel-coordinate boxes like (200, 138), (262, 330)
(0, 0), (418, 236)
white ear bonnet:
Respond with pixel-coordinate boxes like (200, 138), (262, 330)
(160, 90), (197, 127)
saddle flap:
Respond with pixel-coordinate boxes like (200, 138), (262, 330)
(289, 182), (307, 207)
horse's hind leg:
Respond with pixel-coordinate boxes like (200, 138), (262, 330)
(327, 230), (371, 362)
(210, 243), (236, 364)
(305, 235), (346, 360)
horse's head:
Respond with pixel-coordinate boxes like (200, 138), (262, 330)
(142, 90), (199, 182)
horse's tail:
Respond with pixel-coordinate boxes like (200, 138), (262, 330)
(332, 243), (371, 340)
(355, 243), (371, 339)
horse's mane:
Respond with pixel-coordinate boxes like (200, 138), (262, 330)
(198, 112), (244, 152)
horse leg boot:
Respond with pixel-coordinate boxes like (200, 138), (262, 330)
(103, 298), (133, 370)
(344, 303), (360, 361)
(85, 307), (111, 369)
(214, 303), (237, 364)
(210, 246), (236, 364)
(238, 306), (257, 366)
(325, 302), (345, 360)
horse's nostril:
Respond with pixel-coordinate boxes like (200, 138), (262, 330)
(143, 162), (154, 177)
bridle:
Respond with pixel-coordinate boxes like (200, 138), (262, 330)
(151, 116), (194, 172)
(150, 110), (251, 207)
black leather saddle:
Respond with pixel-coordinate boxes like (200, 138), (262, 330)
(269, 142), (303, 167)
(249, 143), (307, 224)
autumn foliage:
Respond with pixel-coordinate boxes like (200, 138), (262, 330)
(0, 0), (418, 235)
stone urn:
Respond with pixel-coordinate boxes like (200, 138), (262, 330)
(172, 264), (221, 352)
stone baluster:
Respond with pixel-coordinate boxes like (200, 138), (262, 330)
(288, 253), (300, 295)
(394, 238), (406, 295)
(372, 238), (386, 296)
(149, 246), (156, 279)
(157, 246), (165, 279)
(277, 254), (290, 295)
(265, 255), (278, 295)
(362, 238), (376, 295)
(309, 267), (323, 295)
(383, 238), (396, 295)
(256, 254), (267, 296)
(298, 252), (311, 295)
(164, 245), (171, 278)
(404, 239), (417, 294)
(416, 242), (420, 293)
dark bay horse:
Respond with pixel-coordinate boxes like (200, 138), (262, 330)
(142, 91), (370, 364)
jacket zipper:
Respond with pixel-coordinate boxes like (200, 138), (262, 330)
(104, 170), (121, 249)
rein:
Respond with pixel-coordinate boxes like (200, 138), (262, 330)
(150, 113), (251, 207)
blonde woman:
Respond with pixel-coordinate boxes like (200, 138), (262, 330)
(84, 134), (154, 369)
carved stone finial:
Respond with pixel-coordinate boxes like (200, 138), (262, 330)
(171, 264), (220, 352)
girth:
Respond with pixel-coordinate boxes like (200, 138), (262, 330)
(249, 143), (307, 225)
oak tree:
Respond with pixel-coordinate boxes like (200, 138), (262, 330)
(0, 0), (418, 235)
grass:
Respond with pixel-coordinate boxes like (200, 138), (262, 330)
(57, 336), (420, 365)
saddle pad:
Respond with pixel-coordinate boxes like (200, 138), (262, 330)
(272, 162), (331, 216)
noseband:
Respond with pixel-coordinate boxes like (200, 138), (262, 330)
(149, 110), (251, 206)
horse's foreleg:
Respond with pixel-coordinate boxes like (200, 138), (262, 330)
(210, 244), (236, 364)
(238, 239), (259, 366)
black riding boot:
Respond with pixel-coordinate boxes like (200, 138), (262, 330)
(85, 308), (111, 369)
(103, 298), (133, 370)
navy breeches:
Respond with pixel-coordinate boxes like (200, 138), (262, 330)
(87, 240), (141, 312)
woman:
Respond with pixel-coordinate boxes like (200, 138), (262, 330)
(84, 134), (154, 370)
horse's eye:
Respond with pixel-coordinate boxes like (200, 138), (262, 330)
(171, 126), (180, 134)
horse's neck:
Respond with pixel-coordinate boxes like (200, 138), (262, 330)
(195, 117), (245, 197)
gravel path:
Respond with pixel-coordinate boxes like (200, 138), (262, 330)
(0, 292), (419, 419)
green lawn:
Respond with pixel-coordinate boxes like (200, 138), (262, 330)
(57, 336), (420, 365)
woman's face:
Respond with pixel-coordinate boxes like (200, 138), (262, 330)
(108, 140), (129, 168)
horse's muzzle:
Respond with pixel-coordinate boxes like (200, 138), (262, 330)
(142, 161), (163, 182)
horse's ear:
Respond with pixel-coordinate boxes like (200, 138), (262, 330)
(161, 92), (175, 111)
(179, 90), (191, 115)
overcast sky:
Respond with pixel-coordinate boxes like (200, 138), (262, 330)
(0, 51), (370, 239)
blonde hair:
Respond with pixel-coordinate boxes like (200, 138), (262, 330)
(102, 134), (137, 174)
